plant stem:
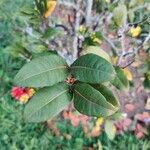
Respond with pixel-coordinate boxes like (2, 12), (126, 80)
(72, 0), (81, 61)
(86, 0), (93, 27)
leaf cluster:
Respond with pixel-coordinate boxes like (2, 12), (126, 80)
(14, 53), (129, 122)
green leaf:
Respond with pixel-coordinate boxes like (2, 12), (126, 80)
(24, 83), (72, 122)
(129, 0), (144, 8)
(14, 54), (69, 87)
(73, 83), (118, 117)
(98, 140), (103, 150)
(43, 28), (59, 38)
(92, 84), (120, 108)
(71, 54), (115, 84)
(143, 35), (150, 51)
(109, 112), (123, 120)
(104, 120), (116, 140)
(113, 4), (127, 26)
(25, 43), (47, 53)
(111, 66), (129, 90)
(144, 73), (150, 91)
(128, 10), (135, 23)
(81, 46), (111, 63)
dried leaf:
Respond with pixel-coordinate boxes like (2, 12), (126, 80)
(44, 0), (57, 18)
(123, 68), (133, 81)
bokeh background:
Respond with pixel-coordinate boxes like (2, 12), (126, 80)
(0, 0), (150, 149)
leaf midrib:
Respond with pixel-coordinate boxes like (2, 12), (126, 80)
(113, 75), (126, 88)
(71, 66), (112, 73)
(17, 65), (67, 83)
(27, 89), (68, 120)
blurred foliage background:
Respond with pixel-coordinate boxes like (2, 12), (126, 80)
(0, 0), (150, 149)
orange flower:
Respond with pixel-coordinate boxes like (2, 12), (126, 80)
(91, 126), (101, 137)
(11, 86), (35, 104)
(26, 88), (35, 97)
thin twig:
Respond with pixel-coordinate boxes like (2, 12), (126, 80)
(55, 24), (70, 34)
(117, 25), (130, 66)
(85, 0), (93, 27)
(102, 33), (119, 55)
(58, 0), (76, 9)
(72, 0), (81, 61)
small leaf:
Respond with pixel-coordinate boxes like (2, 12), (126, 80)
(25, 43), (47, 53)
(71, 54), (115, 84)
(14, 54), (68, 87)
(98, 140), (103, 150)
(111, 66), (129, 90)
(43, 27), (58, 38)
(81, 46), (111, 63)
(129, 0), (144, 8)
(24, 83), (72, 122)
(128, 10), (135, 23)
(113, 4), (127, 26)
(123, 68), (133, 81)
(73, 83), (118, 117)
(109, 112), (123, 120)
(104, 120), (116, 140)
(145, 97), (150, 110)
(143, 35), (150, 51)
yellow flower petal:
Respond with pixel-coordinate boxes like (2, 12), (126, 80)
(130, 26), (141, 38)
(94, 126), (100, 132)
(79, 25), (86, 33)
(112, 125), (116, 133)
(123, 68), (133, 81)
(111, 56), (118, 65)
(27, 88), (35, 97)
(93, 38), (102, 44)
(19, 94), (30, 104)
(44, 0), (57, 18)
(96, 117), (104, 126)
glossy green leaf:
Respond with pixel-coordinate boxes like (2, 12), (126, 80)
(73, 83), (118, 117)
(81, 46), (111, 63)
(111, 66), (129, 90)
(14, 54), (68, 87)
(24, 83), (72, 122)
(71, 54), (115, 84)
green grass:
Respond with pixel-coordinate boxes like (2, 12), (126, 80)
(0, 93), (150, 150)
